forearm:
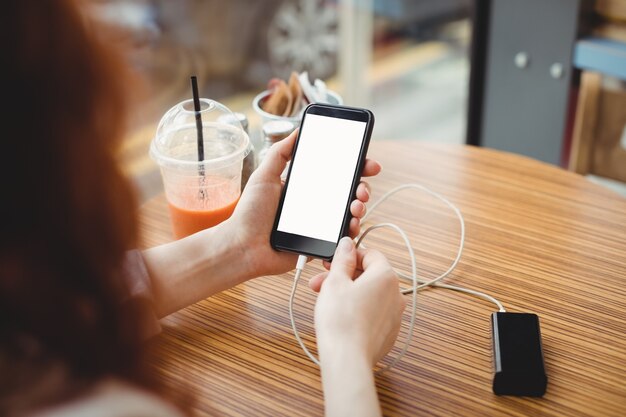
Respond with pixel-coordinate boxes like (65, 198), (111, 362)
(319, 346), (381, 417)
(141, 220), (250, 318)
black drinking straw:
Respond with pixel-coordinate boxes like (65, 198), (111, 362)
(190, 76), (205, 165)
(190, 76), (206, 200)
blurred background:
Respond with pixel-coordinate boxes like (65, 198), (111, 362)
(90, 0), (626, 202)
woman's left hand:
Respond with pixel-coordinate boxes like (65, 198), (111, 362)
(227, 129), (381, 279)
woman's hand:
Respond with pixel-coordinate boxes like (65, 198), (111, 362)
(312, 237), (406, 365)
(227, 129), (381, 279)
(312, 237), (405, 417)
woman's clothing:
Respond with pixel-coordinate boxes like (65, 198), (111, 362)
(121, 250), (161, 339)
(29, 379), (184, 417)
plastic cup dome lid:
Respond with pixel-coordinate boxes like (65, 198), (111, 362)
(150, 98), (250, 169)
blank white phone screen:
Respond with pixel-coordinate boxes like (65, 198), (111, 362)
(277, 113), (367, 243)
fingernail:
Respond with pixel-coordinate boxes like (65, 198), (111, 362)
(359, 201), (367, 216)
(364, 187), (370, 199)
(338, 237), (353, 253)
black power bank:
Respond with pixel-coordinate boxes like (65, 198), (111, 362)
(491, 312), (547, 396)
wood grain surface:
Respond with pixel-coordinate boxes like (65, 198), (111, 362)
(139, 141), (626, 416)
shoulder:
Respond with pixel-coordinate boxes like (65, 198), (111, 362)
(28, 379), (184, 417)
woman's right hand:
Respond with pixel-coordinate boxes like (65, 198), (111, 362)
(311, 237), (406, 366)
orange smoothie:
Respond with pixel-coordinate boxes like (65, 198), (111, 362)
(168, 197), (239, 239)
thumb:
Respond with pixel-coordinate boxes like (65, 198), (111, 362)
(257, 129), (297, 179)
(328, 237), (357, 281)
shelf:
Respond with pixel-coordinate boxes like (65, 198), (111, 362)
(573, 37), (626, 80)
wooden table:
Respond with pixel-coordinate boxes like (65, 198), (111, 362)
(139, 141), (626, 416)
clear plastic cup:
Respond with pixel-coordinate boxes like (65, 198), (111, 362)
(150, 98), (250, 239)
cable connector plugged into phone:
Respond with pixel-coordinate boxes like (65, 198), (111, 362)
(296, 254), (307, 271)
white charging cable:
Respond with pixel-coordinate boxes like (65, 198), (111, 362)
(288, 182), (506, 373)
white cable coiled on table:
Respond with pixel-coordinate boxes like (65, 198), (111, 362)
(289, 183), (505, 372)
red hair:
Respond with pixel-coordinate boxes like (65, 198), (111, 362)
(0, 0), (154, 411)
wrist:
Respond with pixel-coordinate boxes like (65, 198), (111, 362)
(205, 219), (252, 285)
(318, 338), (371, 370)
(219, 217), (257, 283)
(319, 341), (380, 417)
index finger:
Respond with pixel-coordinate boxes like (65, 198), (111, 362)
(357, 248), (392, 274)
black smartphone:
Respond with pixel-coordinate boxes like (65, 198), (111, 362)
(270, 103), (374, 260)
